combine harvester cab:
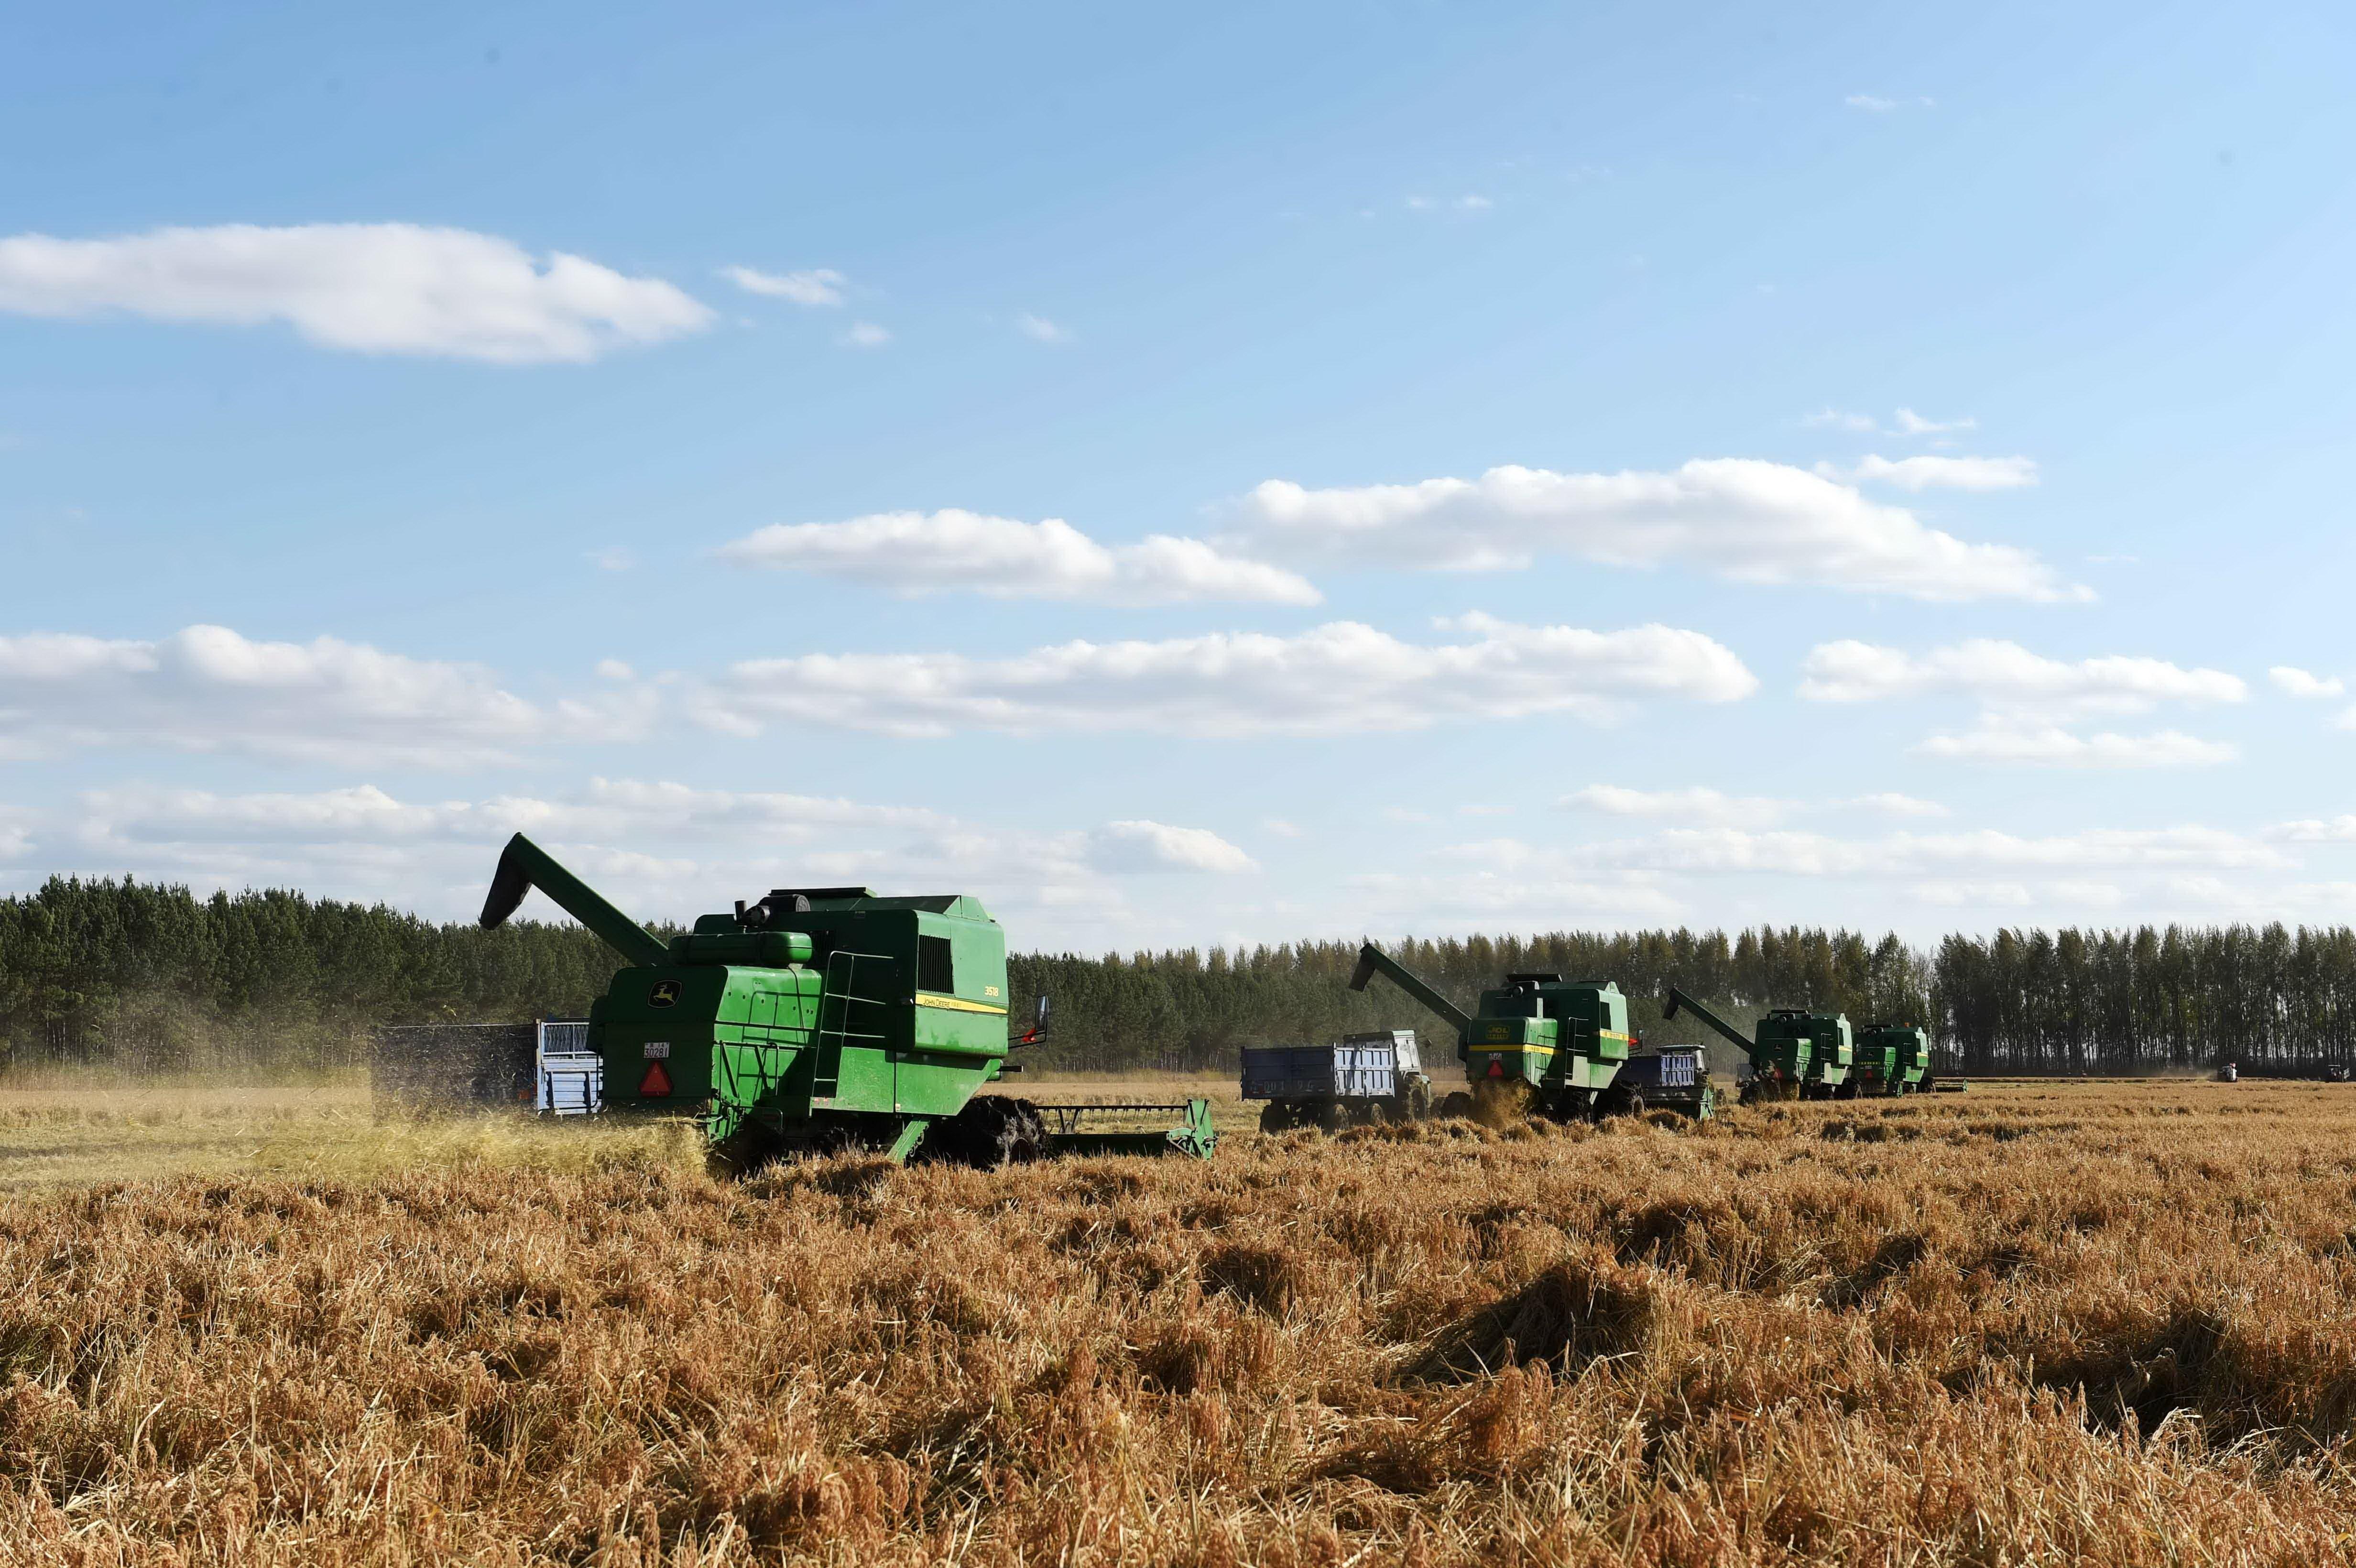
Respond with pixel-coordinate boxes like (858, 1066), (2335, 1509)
(477, 833), (1213, 1167)
(1348, 941), (1673, 1120)
(1662, 988), (1855, 1103)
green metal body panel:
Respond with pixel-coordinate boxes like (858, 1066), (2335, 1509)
(1351, 942), (1629, 1101)
(1856, 1024), (1931, 1092)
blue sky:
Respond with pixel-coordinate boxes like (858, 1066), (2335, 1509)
(5, 0), (2356, 950)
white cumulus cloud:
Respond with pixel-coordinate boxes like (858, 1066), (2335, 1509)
(1086, 821), (1257, 874)
(1800, 640), (2247, 716)
(718, 509), (1320, 606)
(1852, 453), (2038, 491)
(2271, 666), (2345, 699)
(0, 223), (711, 363)
(702, 613), (1756, 739)
(1229, 458), (2082, 601)
(721, 265), (846, 306)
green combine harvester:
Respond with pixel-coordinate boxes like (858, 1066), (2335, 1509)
(1853, 1023), (1931, 1095)
(1661, 988), (1855, 1102)
(1349, 941), (1651, 1118)
(478, 834), (1215, 1166)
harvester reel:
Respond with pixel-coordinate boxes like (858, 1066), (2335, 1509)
(1592, 1085), (1646, 1120)
(916, 1096), (1047, 1170)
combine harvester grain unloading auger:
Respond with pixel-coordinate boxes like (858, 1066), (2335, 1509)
(477, 833), (1214, 1168)
(1660, 987), (1859, 1103)
(1346, 939), (1712, 1119)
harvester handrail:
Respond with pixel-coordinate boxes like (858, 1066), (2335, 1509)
(1661, 987), (1756, 1057)
(1348, 941), (1473, 1036)
(479, 833), (671, 969)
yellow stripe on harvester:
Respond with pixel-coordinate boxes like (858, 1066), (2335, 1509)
(916, 992), (1009, 1016)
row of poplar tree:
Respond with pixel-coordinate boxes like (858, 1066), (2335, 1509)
(0, 875), (2343, 1075)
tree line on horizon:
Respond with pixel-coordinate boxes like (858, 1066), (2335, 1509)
(0, 875), (2346, 1077)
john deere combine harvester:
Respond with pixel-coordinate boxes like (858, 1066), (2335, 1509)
(1853, 1023), (1931, 1095)
(478, 834), (1214, 1166)
(1662, 988), (1856, 1102)
(1348, 941), (1665, 1118)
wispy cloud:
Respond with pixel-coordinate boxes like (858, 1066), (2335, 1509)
(1015, 312), (1071, 345)
(699, 614), (1756, 739)
(718, 509), (1320, 606)
(0, 624), (646, 768)
(1230, 459), (2085, 602)
(1895, 408), (1976, 436)
(0, 223), (711, 363)
(1805, 639), (2244, 769)
(1561, 784), (1790, 828)
(840, 321), (891, 348)
(721, 265), (846, 306)
(1802, 639), (2246, 716)
(52, 778), (1258, 938)
(1803, 408), (1880, 432)
(1915, 721), (2237, 769)
(1850, 453), (2038, 492)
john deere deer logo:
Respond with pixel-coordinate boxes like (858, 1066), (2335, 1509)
(648, 980), (681, 1008)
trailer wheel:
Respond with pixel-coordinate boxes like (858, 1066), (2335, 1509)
(1359, 1100), (1391, 1127)
(1315, 1099), (1351, 1134)
(1258, 1101), (1295, 1135)
(1439, 1090), (1472, 1120)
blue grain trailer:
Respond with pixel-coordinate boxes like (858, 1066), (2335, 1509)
(1243, 1030), (1434, 1133)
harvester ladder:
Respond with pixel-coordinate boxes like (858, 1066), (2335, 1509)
(813, 950), (894, 1099)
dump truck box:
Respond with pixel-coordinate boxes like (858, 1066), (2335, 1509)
(1615, 1046), (1716, 1120)
(1241, 1031), (1419, 1100)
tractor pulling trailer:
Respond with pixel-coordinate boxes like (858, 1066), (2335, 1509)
(476, 834), (1214, 1166)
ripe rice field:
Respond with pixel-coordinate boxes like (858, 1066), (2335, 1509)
(1, 1078), (2354, 1564)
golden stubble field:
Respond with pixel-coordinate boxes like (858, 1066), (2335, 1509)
(1, 1079), (2354, 1566)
